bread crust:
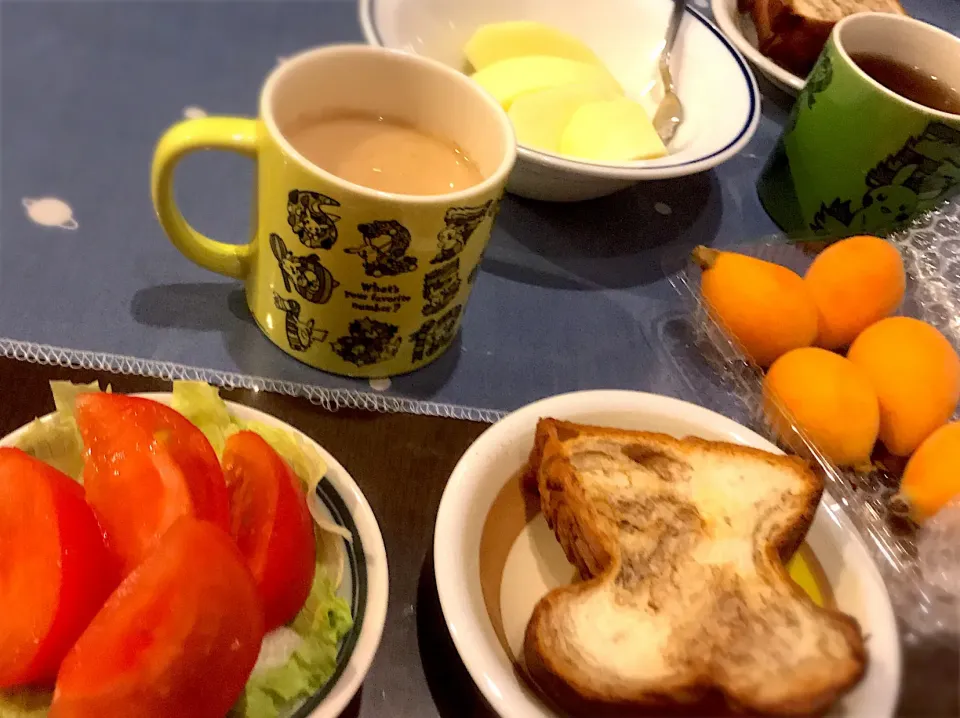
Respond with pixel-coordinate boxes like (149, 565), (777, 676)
(749, 0), (907, 77)
(522, 419), (867, 717)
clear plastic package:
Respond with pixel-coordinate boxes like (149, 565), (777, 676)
(667, 204), (960, 640)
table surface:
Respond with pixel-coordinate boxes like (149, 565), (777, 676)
(0, 357), (956, 718)
(1, 0), (955, 419)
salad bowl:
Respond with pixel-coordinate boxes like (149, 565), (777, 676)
(0, 383), (388, 718)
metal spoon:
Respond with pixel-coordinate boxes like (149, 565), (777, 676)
(652, 0), (686, 145)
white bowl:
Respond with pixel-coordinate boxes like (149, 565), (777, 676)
(2, 394), (389, 718)
(434, 390), (900, 718)
(711, 0), (805, 95)
(360, 0), (761, 201)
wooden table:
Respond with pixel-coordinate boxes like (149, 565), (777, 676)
(1, 357), (956, 717)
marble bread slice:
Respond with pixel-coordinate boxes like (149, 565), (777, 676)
(522, 419), (867, 716)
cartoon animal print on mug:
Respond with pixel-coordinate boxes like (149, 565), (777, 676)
(422, 258), (461, 316)
(811, 122), (960, 235)
(410, 305), (462, 362)
(270, 234), (339, 304)
(273, 293), (328, 352)
(287, 190), (341, 249)
(430, 200), (493, 264)
(345, 220), (419, 277)
(331, 317), (402, 367)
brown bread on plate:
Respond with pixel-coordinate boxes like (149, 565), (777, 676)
(739, 0), (906, 77)
(522, 419), (867, 716)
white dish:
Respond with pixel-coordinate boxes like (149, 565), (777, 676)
(1, 393), (389, 718)
(360, 0), (761, 201)
(711, 0), (805, 95)
(433, 390), (900, 718)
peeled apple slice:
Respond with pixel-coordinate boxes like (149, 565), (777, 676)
(560, 97), (667, 161)
(508, 82), (619, 152)
(471, 55), (622, 111)
(464, 21), (603, 70)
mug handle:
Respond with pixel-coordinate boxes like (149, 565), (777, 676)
(151, 117), (258, 279)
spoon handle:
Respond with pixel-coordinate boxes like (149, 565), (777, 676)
(662, 0), (686, 73)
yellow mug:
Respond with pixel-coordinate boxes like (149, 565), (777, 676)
(151, 45), (516, 377)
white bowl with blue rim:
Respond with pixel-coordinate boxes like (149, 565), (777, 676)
(0, 394), (389, 718)
(360, 0), (761, 201)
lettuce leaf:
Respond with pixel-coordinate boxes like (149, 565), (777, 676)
(13, 380), (102, 481)
(169, 381), (235, 455)
(49, 380), (103, 419)
(232, 566), (352, 718)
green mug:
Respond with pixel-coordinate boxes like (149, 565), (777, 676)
(758, 13), (960, 238)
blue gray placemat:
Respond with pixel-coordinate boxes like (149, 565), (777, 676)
(2, 0), (957, 421)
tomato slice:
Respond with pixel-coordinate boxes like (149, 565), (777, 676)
(223, 431), (316, 631)
(75, 394), (229, 574)
(0, 448), (117, 688)
(50, 518), (264, 718)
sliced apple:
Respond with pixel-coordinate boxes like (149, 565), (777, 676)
(464, 21), (604, 71)
(508, 82), (620, 152)
(560, 97), (667, 161)
(471, 56), (622, 111)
